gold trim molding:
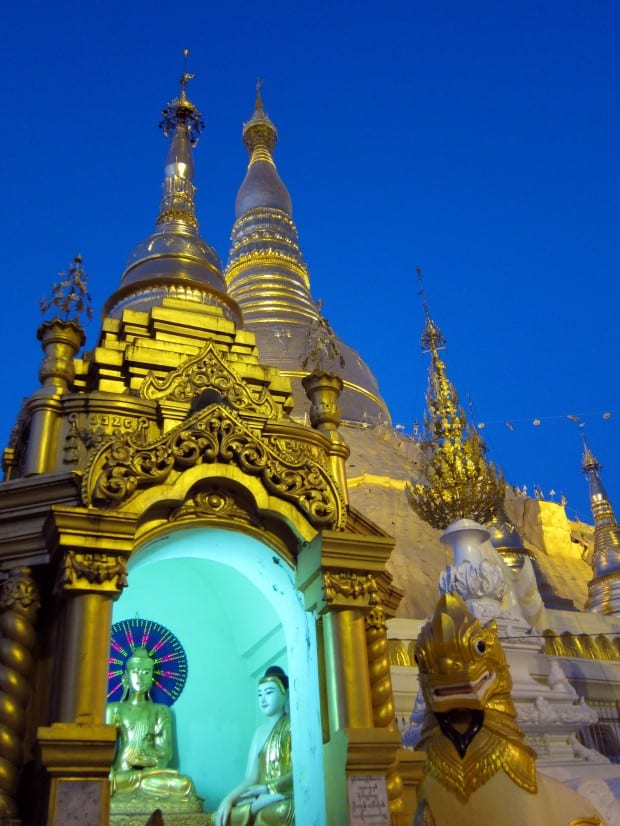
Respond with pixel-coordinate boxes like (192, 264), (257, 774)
(83, 405), (345, 530)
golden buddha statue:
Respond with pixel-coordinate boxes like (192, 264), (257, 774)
(106, 646), (202, 813)
(215, 666), (294, 826)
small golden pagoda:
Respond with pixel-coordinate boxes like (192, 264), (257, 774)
(0, 70), (407, 825)
(582, 435), (620, 614)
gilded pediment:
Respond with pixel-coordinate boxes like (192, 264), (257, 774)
(140, 340), (277, 419)
(82, 403), (345, 530)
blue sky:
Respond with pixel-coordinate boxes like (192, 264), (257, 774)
(1, 1), (618, 522)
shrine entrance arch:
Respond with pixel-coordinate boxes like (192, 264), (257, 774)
(111, 525), (326, 822)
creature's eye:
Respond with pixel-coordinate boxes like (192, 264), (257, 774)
(414, 653), (427, 673)
(474, 639), (487, 655)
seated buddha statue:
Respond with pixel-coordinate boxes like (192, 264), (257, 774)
(106, 646), (202, 813)
(215, 666), (294, 826)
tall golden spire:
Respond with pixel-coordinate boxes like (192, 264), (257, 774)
(225, 85), (388, 424)
(581, 433), (620, 613)
(105, 52), (238, 322)
(234, 82), (292, 216)
(407, 272), (504, 529)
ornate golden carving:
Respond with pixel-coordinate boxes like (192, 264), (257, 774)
(0, 568), (40, 817)
(140, 341), (276, 419)
(407, 297), (504, 529)
(63, 413), (80, 465)
(59, 551), (128, 593)
(83, 405), (344, 529)
(322, 571), (378, 603)
(170, 487), (262, 528)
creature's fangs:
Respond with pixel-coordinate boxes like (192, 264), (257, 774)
(434, 671), (491, 697)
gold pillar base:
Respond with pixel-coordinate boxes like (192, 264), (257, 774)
(396, 748), (426, 824)
(324, 727), (403, 826)
(38, 722), (117, 826)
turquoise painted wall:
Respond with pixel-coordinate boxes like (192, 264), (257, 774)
(111, 527), (326, 823)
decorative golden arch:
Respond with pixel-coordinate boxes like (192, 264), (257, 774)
(79, 339), (346, 531)
(82, 403), (345, 530)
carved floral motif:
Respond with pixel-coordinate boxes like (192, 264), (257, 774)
(0, 568), (40, 613)
(83, 406), (344, 529)
(439, 559), (506, 603)
(170, 487), (261, 527)
(140, 340), (276, 418)
(322, 571), (378, 603)
(60, 551), (128, 591)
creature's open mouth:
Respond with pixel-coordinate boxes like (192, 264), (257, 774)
(433, 670), (493, 700)
(435, 709), (485, 758)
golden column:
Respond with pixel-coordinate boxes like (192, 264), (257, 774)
(365, 598), (405, 819)
(0, 568), (40, 819)
(298, 530), (404, 825)
(38, 508), (135, 826)
(302, 371), (349, 507)
(26, 317), (85, 477)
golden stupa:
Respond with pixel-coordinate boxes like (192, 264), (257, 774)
(0, 64), (618, 826)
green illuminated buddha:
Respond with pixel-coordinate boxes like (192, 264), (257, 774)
(215, 666), (294, 826)
(106, 646), (202, 812)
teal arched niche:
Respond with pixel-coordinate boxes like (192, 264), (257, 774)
(111, 526), (326, 822)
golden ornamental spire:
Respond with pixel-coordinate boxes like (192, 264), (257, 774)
(301, 299), (345, 374)
(581, 432), (620, 613)
(159, 49), (204, 147)
(107, 50), (235, 321)
(40, 254), (93, 325)
(242, 79), (278, 164)
(155, 50), (204, 229)
(407, 270), (504, 529)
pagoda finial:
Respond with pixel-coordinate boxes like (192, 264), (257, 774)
(110, 55), (230, 317)
(255, 77), (264, 112)
(581, 433), (620, 613)
(154, 53), (205, 229)
(581, 427), (602, 474)
(407, 279), (504, 529)
(302, 298), (345, 374)
(242, 80), (278, 161)
(40, 254), (93, 325)
(417, 266), (446, 354)
(159, 49), (204, 147)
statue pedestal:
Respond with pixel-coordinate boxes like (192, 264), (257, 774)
(110, 814), (214, 826)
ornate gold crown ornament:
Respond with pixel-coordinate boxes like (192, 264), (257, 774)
(407, 271), (504, 529)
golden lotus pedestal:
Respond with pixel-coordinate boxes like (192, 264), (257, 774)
(110, 788), (212, 826)
(110, 810), (214, 826)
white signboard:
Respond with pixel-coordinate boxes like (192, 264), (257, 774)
(346, 775), (391, 825)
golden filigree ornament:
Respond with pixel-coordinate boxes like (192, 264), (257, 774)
(40, 253), (93, 325)
(407, 285), (504, 529)
(322, 571), (378, 604)
(83, 404), (345, 529)
(414, 593), (537, 801)
(302, 299), (345, 375)
(140, 340), (276, 418)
